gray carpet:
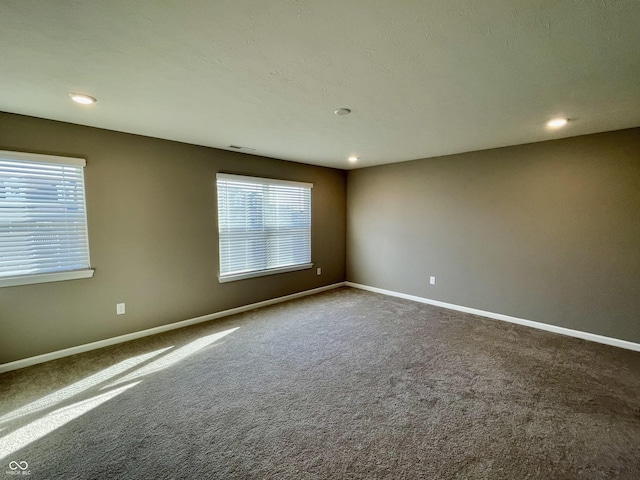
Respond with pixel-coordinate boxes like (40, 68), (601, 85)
(1, 287), (639, 479)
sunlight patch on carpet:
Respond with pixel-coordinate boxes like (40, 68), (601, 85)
(0, 382), (141, 461)
(0, 347), (173, 425)
(103, 327), (239, 389)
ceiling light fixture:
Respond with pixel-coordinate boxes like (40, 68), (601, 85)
(348, 156), (359, 163)
(546, 117), (568, 129)
(334, 108), (351, 116)
(68, 93), (97, 105)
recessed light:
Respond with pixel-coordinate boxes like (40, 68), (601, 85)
(348, 156), (359, 163)
(546, 117), (568, 129)
(68, 93), (97, 105)
(334, 108), (351, 116)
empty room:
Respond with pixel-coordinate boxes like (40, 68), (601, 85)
(1, 1), (639, 479)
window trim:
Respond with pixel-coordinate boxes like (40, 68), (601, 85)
(216, 173), (313, 190)
(0, 150), (94, 288)
(0, 149), (86, 167)
(218, 262), (313, 283)
(0, 269), (94, 288)
(216, 173), (313, 283)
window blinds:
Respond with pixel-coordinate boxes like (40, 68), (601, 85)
(216, 173), (312, 281)
(0, 151), (91, 281)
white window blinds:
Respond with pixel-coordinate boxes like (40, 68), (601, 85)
(216, 173), (312, 282)
(0, 150), (93, 287)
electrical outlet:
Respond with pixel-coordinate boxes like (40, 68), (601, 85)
(429, 276), (436, 285)
(116, 303), (126, 315)
(316, 267), (322, 275)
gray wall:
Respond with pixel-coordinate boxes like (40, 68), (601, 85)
(347, 128), (640, 343)
(2, 111), (638, 364)
(0, 112), (346, 363)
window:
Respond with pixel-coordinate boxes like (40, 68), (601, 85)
(0, 150), (94, 287)
(216, 173), (312, 282)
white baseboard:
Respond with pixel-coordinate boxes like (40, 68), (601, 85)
(345, 282), (640, 352)
(0, 282), (346, 374)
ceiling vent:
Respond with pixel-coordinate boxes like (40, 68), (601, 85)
(228, 145), (256, 152)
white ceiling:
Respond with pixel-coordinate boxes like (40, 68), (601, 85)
(1, 1), (639, 170)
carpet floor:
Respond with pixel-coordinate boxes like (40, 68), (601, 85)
(1, 287), (639, 479)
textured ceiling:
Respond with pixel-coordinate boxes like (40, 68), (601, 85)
(1, 0), (639, 169)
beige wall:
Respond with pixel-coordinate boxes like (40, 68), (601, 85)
(347, 128), (640, 343)
(0, 112), (346, 363)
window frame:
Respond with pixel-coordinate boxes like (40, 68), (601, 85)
(216, 173), (313, 283)
(0, 150), (94, 288)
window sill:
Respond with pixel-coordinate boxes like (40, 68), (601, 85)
(219, 263), (313, 283)
(0, 269), (95, 288)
